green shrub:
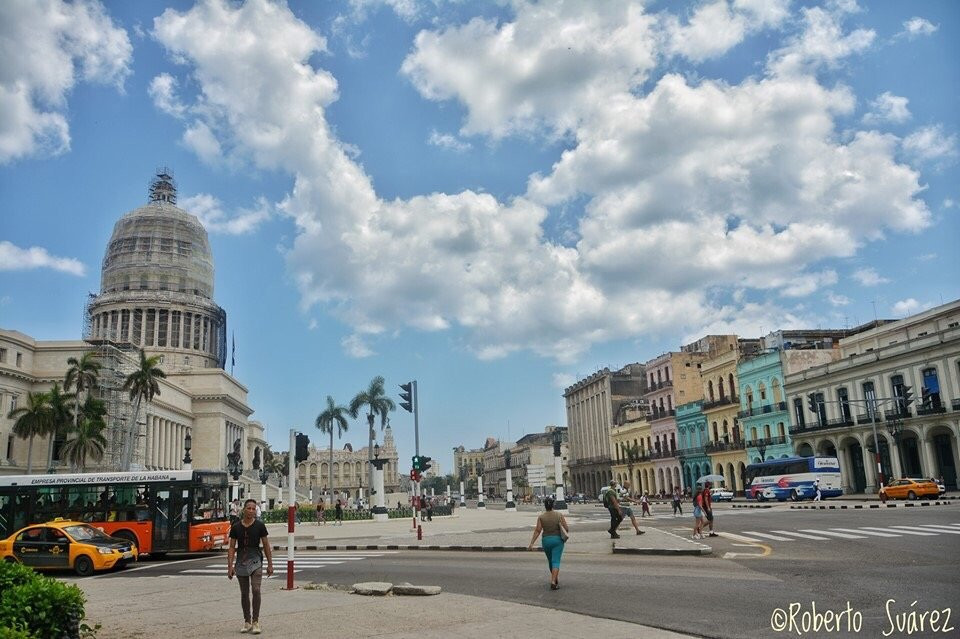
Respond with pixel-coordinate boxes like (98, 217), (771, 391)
(0, 626), (34, 639)
(0, 560), (88, 639)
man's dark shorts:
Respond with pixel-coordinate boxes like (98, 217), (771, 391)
(705, 510), (714, 522)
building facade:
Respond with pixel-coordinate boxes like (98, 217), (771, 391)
(296, 425), (400, 500)
(509, 426), (568, 498)
(786, 301), (960, 493)
(453, 445), (484, 480)
(676, 400), (710, 490)
(610, 405), (651, 496)
(564, 363), (645, 497)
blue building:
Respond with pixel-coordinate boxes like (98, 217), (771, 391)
(676, 401), (710, 489)
(737, 351), (794, 463)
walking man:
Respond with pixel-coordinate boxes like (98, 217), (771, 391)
(640, 492), (651, 517)
(672, 488), (683, 516)
(813, 478), (822, 502)
(604, 480), (625, 539)
(619, 483), (645, 535)
(228, 499), (274, 635)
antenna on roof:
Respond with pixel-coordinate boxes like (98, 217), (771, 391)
(149, 167), (177, 205)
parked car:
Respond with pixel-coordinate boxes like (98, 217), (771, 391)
(879, 478), (940, 501)
(0, 518), (137, 576)
(932, 478), (946, 496)
(710, 487), (734, 502)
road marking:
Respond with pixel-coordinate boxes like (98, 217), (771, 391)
(831, 528), (900, 538)
(741, 531), (793, 541)
(888, 525), (949, 535)
(799, 529), (866, 539)
(718, 532), (766, 543)
(860, 526), (936, 537)
(183, 569), (303, 575)
(916, 524), (960, 533)
(771, 530), (829, 540)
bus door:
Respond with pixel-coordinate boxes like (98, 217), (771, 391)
(0, 493), (11, 539)
(152, 486), (188, 552)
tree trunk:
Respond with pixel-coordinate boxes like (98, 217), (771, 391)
(367, 412), (375, 500)
(123, 395), (143, 471)
(26, 436), (34, 474)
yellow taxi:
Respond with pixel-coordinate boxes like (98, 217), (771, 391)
(879, 478), (941, 501)
(0, 518), (138, 576)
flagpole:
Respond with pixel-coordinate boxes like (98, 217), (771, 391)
(231, 332), (235, 376)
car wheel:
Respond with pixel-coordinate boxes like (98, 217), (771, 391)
(74, 555), (95, 577)
(756, 493), (766, 503)
(907, 491), (917, 501)
(790, 489), (799, 502)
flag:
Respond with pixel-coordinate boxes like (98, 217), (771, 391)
(231, 332), (235, 371)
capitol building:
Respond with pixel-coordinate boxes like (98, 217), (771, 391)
(0, 171), (267, 477)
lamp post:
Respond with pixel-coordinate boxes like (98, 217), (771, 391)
(504, 449), (516, 512)
(227, 451), (243, 503)
(459, 467), (466, 508)
(552, 428), (567, 511)
(476, 461), (485, 510)
(677, 453), (686, 494)
(370, 443), (388, 522)
(182, 430), (192, 471)
(259, 467), (270, 509)
(887, 419), (904, 480)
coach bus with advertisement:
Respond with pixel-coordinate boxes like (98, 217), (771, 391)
(745, 456), (842, 502)
(0, 470), (229, 556)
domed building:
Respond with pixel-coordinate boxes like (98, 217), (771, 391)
(86, 171), (226, 370)
(0, 171), (269, 484)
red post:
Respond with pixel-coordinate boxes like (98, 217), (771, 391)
(285, 504), (295, 590)
(417, 524), (422, 540)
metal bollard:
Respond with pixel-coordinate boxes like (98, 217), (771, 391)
(412, 516), (417, 530)
(417, 524), (422, 540)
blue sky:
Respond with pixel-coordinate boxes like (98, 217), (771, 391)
(1, 0), (958, 473)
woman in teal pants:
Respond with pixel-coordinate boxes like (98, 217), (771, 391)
(527, 497), (570, 590)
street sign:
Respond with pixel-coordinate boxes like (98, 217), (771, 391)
(526, 464), (547, 487)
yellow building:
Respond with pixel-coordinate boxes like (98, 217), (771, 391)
(701, 337), (761, 493)
(610, 404), (653, 497)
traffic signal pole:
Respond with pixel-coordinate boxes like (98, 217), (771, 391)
(413, 380), (420, 500)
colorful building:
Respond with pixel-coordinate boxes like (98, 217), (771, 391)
(676, 400), (710, 489)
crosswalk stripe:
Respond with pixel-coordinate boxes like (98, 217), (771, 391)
(889, 525), (952, 535)
(917, 524), (960, 532)
(771, 530), (830, 540)
(831, 528), (900, 538)
(860, 526), (936, 537)
(718, 532), (766, 543)
(182, 569), (303, 574)
(741, 531), (793, 541)
(799, 529), (866, 539)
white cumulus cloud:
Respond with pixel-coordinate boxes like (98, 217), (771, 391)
(862, 92), (910, 125)
(0, 0), (131, 164)
(427, 130), (471, 152)
(902, 125), (958, 164)
(891, 298), (931, 316)
(0, 240), (85, 276)
(180, 193), (272, 235)
(852, 267), (890, 287)
(899, 17), (938, 39)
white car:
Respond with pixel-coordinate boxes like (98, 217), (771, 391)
(710, 487), (734, 501)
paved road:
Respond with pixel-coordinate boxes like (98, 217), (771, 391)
(86, 505), (960, 638)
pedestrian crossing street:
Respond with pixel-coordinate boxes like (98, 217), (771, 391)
(719, 522), (960, 545)
(180, 551), (396, 577)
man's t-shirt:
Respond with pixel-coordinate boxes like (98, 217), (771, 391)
(230, 519), (268, 554)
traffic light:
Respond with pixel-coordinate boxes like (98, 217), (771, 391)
(901, 385), (914, 408)
(421, 456), (432, 473)
(412, 455), (422, 471)
(807, 393), (818, 414)
(410, 469), (417, 481)
(399, 382), (414, 413)
(294, 433), (310, 464)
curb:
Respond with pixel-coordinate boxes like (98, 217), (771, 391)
(273, 543), (707, 556)
(732, 504), (772, 509)
(789, 501), (955, 510)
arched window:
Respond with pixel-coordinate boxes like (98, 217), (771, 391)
(772, 378), (782, 403)
(729, 373), (736, 398)
(751, 427), (758, 441)
(777, 422), (785, 438)
(764, 424), (771, 438)
(745, 385), (754, 407)
(708, 381), (715, 401)
(758, 382), (766, 402)
(718, 378), (725, 399)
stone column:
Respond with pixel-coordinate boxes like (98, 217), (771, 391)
(476, 476), (485, 509)
(459, 480), (466, 507)
(863, 441), (878, 494)
(371, 459), (388, 522)
(890, 438), (903, 480)
(839, 446), (851, 494)
(554, 451), (567, 511)
(504, 467), (516, 511)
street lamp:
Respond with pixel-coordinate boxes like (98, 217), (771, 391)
(227, 451), (243, 502)
(552, 428), (567, 511)
(370, 442), (388, 521)
(886, 419), (904, 480)
(182, 430), (192, 470)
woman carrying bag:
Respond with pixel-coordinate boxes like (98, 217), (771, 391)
(527, 496), (570, 590)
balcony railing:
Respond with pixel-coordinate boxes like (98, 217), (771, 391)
(916, 404), (946, 416)
(825, 416), (854, 427)
(650, 408), (676, 420)
(676, 446), (705, 457)
(702, 395), (738, 411)
(704, 440), (746, 453)
(745, 436), (787, 448)
(856, 413), (881, 425)
(952, 398), (960, 412)
(648, 449), (677, 460)
(884, 408), (912, 421)
(737, 400), (788, 419)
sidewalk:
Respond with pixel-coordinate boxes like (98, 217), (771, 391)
(266, 508), (709, 556)
(75, 574), (696, 638)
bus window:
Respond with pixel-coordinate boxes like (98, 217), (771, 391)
(0, 494), (11, 538)
(192, 483), (225, 522)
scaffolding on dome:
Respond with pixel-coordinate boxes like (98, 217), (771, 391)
(149, 167), (177, 205)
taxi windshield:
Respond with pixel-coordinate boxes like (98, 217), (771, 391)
(63, 524), (112, 541)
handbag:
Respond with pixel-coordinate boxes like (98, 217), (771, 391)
(235, 547), (263, 576)
(560, 529), (569, 542)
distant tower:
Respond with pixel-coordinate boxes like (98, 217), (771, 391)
(85, 169), (227, 370)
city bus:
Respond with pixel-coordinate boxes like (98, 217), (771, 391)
(744, 456), (842, 502)
(0, 470), (229, 556)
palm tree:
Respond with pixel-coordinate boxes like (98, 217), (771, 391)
(349, 376), (396, 494)
(45, 383), (76, 471)
(121, 349), (166, 470)
(64, 352), (101, 447)
(316, 396), (349, 505)
(60, 415), (108, 472)
(8, 391), (52, 474)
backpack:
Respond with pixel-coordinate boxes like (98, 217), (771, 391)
(602, 489), (614, 508)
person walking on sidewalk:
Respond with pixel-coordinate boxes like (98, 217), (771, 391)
(813, 478), (822, 502)
(672, 488), (683, 516)
(604, 480), (625, 539)
(618, 483), (645, 535)
(316, 501), (326, 525)
(334, 499), (344, 526)
(692, 489), (706, 539)
(527, 496), (570, 590)
(640, 492), (651, 517)
(228, 499), (274, 635)
(702, 483), (717, 537)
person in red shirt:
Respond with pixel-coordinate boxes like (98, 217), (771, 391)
(702, 482), (717, 537)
